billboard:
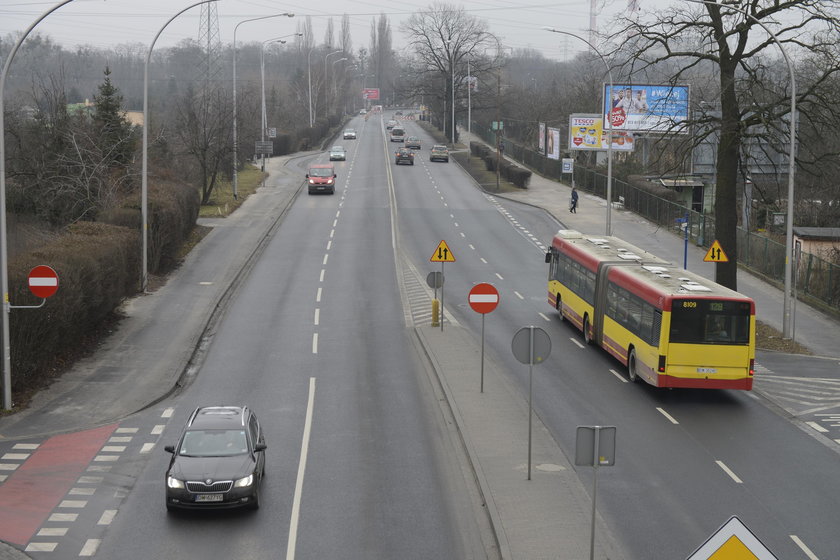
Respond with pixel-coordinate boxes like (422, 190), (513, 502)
(362, 88), (380, 100)
(538, 122), (546, 154)
(569, 114), (635, 151)
(604, 84), (689, 133)
(546, 127), (561, 160)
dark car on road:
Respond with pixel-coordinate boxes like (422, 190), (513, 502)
(395, 147), (415, 165)
(165, 406), (266, 511)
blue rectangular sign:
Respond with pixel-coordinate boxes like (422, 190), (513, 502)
(603, 84), (689, 133)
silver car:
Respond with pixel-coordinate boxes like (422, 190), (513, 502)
(329, 146), (346, 161)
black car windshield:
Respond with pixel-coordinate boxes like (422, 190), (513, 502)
(180, 429), (249, 457)
(309, 168), (334, 177)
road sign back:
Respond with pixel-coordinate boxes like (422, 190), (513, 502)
(704, 240), (729, 263)
(430, 240), (455, 262)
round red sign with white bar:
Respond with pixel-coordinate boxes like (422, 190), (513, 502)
(469, 283), (499, 314)
(28, 265), (59, 299)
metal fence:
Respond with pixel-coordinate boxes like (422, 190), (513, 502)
(473, 124), (840, 312)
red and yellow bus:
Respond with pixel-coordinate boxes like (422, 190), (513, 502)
(545, 230), (755, 390)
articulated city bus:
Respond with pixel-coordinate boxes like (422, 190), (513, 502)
(545, 230), (755, 389)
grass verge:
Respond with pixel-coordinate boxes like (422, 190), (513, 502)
(199, 165), (267, 218)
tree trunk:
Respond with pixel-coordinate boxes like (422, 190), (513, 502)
(714, 60), (740, 290)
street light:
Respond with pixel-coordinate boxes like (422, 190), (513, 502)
(1, 0), (81, 410)
(327, 57), (348, 118)
(232, 12), (294, 198)
(683, 0), (796, 338)
(543, 27), (614, 237)
(323, 51), (344, 119)
(260, 35), (299, 171)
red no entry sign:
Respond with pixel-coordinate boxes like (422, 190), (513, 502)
(28, 265), (59, 299)
(469, 283), (499, 314)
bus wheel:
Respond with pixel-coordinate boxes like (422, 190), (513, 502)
(627, 349), (639, 383)
(583, 315), (592, 345)
(556, 295), (564, 321)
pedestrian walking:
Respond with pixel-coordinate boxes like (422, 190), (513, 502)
(570, 187), (579, 213)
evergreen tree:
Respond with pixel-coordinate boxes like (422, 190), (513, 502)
(92, 66), (135, 166)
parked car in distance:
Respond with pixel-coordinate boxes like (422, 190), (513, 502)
(307, 163), (337, 194)
(430, 145), (449, 162)
(329, 145), (346, 161)
(386, 120), (398, 129)
(343, 129), (357, 139)
(164, 406), (266, 511)
(359, 109), (366, 115)
(405, 136), (421, 149)
(395, 148), (415, 165)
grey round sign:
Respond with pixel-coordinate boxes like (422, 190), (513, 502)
(511, 326), (552, 365)
(426, 271), (444, 289)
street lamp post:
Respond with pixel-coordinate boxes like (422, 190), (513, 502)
(684, 0), (797, 338)
(232, 13), (294, 198)
(543, 27), (614, 236)
(0, 0), (80, 410)
(467, 55), (471, 136)
(143, 1), (218, 294)
(327, 57), (348, 118)
(323, 51), (343, 119)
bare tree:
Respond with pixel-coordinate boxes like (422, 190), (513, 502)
(609, 0), (840, 290)
(401, 2), (498, 142)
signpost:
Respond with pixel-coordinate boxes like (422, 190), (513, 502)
(430, 241), (455, 331)
(426, 271), (444, 327)
(469, 283), (499, 393)
(575, 425), (617, 560)
(511, 326), (551, 480)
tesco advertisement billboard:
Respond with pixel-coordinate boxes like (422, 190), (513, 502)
(603, 84), (689, 133)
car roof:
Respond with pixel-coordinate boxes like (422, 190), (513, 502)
(310, 163), (334, 168)
(331, 145), (345, 150)
(432, 145), (448, 150)
(187, 406), (248, 430)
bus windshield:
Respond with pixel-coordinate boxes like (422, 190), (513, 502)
(669, 299), (751, 345)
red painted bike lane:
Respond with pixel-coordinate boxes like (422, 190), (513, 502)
(0, 424), (117, 546)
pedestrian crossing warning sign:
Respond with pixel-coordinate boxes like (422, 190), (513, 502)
(430, 240), (455, 263)
(686, 516), (778, 560)
(704, 240), (729, 263)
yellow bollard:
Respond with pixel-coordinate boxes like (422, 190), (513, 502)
(431, 299), (440, 327)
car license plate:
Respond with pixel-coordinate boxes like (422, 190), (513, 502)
(195, 494), (223, 503)
(697, 367), (717, 374)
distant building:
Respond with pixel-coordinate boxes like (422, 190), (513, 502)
(793, 227), (840, 263)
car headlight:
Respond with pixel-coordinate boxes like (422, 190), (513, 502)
(167, 476), (185, 489)
(234, 474), (254, 488)
(327, 179), (334, 184)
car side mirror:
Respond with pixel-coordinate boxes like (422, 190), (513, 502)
(545, 252), (552, 264)
(254, 443), (267, 452)
(164, 445), (175, 454)
(333, 174), (337, 178)
(305, 174), (309, 178)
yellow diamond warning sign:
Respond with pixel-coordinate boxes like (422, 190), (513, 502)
(704, 240), (729, 263)
(687, 516), (778, 560)
(430, 240), (455, 263)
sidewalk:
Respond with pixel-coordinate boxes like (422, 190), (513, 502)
(462, 131), (840, 360)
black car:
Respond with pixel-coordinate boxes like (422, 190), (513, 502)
(395, 148), (415, 165)
(165, 406), (266, 511)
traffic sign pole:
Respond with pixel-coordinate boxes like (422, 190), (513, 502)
(440, 262), (444, 331)
(468, 283), (500, 392)
(480, 314), (485, 392)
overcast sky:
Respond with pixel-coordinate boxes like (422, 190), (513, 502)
(0, 0), (645, 60)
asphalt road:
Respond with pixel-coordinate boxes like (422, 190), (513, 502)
(2, 110), (838, 560)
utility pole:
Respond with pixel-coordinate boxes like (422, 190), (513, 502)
(496, 71), (501, 192)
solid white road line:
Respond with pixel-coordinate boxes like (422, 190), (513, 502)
(609, 369), (628, 383)
(656, 407), (679, 424)
(791, 535), (820, 559)
(287, 377), (316, 560)
(715, 460), (743, 483)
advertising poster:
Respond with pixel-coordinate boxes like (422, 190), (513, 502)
(603, 84), (689, 133)
(569, 114), (635, 151)
(362, 88), (380, 100)
(546, 127), (561, 160)
(538, 122), (546, 154)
